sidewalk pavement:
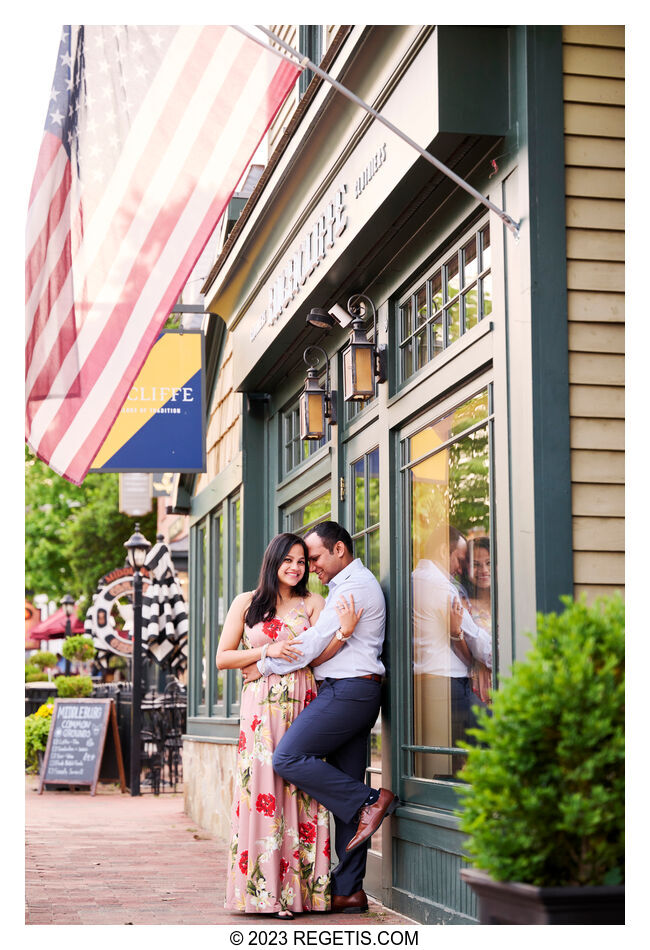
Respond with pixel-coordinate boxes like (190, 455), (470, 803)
(25, 775), (415, 926)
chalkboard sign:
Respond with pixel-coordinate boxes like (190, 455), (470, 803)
(38, 698), (126, 795)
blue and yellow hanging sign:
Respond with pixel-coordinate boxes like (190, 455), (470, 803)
(90, 330), (205, 473)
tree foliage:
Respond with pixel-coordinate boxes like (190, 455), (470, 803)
(25, 447), (157, 611)
(61, 635), (96, 663)
(456, 594), (625, 887)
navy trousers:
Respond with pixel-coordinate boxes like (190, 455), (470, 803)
(272, 676), (382, 896)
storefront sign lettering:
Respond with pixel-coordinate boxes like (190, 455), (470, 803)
(250, 185), (348, 342)
(354, 144), (387, 199)
(248, 143), (388, 343)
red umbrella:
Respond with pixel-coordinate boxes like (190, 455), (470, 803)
(30, 607), (86, 641)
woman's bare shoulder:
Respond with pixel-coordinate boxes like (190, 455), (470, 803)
(232, 590), (255, 613)
(305, 591), (326, 612)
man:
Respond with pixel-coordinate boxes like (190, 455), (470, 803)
(412, 525), (492, 769)
(245, 521), (398, 913)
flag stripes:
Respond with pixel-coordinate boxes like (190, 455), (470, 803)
(26, 25), (301, 483)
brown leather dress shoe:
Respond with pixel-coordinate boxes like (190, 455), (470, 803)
(345, 788), (399, 852)
(331, 890), (369, 913)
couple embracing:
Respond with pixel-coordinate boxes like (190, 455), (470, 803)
(217, 521), (398, 919)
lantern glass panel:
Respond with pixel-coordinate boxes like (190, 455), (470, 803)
(344, 344), (374, 401)
(300, 389), (326, 439)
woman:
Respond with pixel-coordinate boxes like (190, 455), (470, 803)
(217, 532), (361, 919)
(464, 536), (492, 704)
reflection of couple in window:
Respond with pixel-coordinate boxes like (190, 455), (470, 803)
(412, 524), (492, 767)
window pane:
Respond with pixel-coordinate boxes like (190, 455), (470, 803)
(213, 514), (223, 707)
(446, 301), (460, 345)
(368, 448), (379, 525)
(368, 528), (380, 581)
(480, 224), (491, 271)
(231, 498), (242, 707)
(353, 458), (365, 534)
(431, 270), (443, 312)
(414, 328), (427, 371)
(431, 315), (444, 358)
(481, 274), (492, 318)
(401, 340), (413, 380)
(407, 390), (493, 781)
(464, 286), (479, 331)
(445, 254), (460, 300)
(199, 526), (207, 708)
(463, 236), (478, 283)
(415, 285), (427, 327)
(287, 490), (332, 597)
(401, 299), (413, 339)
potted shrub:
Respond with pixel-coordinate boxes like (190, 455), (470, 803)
(61, 634), (95, 672)
(25, 700), (55, 772)
(56, 675), (93, 698)
(457, 594), (624, 925)
(30, 650), (59, 679)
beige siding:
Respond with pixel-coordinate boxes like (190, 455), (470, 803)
(563, 26), (624, 599)
(195, 333), (242, 496)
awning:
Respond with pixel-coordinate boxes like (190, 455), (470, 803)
(30, 606), (85, 641)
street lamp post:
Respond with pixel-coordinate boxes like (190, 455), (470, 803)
(124, 523), (151, 797)
(61, 593), (75, 675)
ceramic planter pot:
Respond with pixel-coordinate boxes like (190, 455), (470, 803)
(461, 867), (624, 925)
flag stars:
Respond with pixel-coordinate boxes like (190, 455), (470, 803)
(49, 87), (59, 103)
(49, 109), (65, 126)
(60, 51), (73, 70)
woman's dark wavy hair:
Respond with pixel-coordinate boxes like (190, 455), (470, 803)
(244, 533), (310, 627)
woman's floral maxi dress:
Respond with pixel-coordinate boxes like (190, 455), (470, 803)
(225, 602), (331, 914)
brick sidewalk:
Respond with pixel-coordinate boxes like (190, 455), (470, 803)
(25, 775), (414, 926)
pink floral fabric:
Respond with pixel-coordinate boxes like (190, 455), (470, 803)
(225, 603), (330, 914)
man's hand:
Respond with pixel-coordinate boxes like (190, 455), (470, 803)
(242, 662), (262, 684)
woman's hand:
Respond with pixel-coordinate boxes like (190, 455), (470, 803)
(450, 596), (463, 636)
(267, 638), (304, 661)
(336, 595), (364, 637)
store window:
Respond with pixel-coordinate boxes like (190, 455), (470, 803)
(283, 486), (332, 597)
(403, 388), (494, 782)
(282, 393), (328, 477)
(350, 447), (380, 580)
(189, 490), (243, 724)
(398, 220), (492, 384)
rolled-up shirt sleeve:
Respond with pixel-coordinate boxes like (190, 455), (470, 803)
(256, 602), (341, 676)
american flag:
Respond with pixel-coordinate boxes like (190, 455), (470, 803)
(26, 26), (300, 484)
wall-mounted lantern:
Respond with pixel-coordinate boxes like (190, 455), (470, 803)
(299, 346), (337, 440)
(341, 294), (387, 402)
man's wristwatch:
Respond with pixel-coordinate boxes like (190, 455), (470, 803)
(335, 629), (349, 641)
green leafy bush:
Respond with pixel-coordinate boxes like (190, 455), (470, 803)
(456, 594), (624, 887)
(30, 651), (58, 670)
(25, 663), (43, 682)
(61, 635), (95, 663)
(25, 702), (55, 772)
(55, 675), (93, 698)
